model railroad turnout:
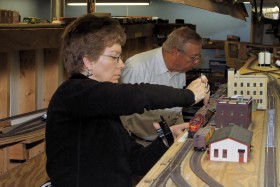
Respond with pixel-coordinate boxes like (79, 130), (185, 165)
(150, 139), (193, 187)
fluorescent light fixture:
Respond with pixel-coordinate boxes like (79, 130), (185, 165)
(67, 3), (86, 6)
(67, 2), (149, 6)
(66, 0), (150, 6)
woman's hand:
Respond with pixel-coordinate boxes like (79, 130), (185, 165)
(153, 122), (189, 140)
(186, 74), (210, 105)
(169, 122), (189, 139)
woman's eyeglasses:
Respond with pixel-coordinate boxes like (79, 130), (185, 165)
(101, 54), (123, 63)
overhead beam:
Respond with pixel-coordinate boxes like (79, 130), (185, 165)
(164, 0), (249, 20)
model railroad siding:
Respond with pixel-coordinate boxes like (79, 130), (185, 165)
(193, 126), (215, 151)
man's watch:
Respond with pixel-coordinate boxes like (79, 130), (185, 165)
(156, 116), (174, 147)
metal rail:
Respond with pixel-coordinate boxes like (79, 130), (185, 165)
(190, 151), (223, 187)
(245, 54), (279, 187)
(264, 74), (278, 187)
(0, 110), (46, 142)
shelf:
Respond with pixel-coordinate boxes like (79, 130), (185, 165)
(203, 40), (225, 49)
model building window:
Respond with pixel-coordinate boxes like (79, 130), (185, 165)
(247, 83), (250, 87)
(247, 91), (250, 95)
(240, 91), (243, 95)
(260, 99), (262, 103)
(222, 149), (227, 158)
(254, 83), (256, 87)
(260, 83), (263, 87)
(240, 83), (243, 87)
(214, 149), (219, 157)
(253, 91), (256, 95)
(260, 91), (263, 95)
(234, 91), (237, 95)
(234, 83), (237, 87)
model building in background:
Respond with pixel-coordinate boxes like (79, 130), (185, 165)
(227, 68), (268, 110)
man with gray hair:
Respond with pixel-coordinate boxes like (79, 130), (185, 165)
(121, 26), (209, 145)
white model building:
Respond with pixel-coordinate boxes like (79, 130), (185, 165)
(209, 124), (253, 163)
(227, 68), (268, 110)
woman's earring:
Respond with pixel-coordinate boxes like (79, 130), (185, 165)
(87, 68), (93, 77)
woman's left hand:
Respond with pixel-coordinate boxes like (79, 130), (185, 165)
(153, 122), (189, 139)
(169, 123), (189, 139)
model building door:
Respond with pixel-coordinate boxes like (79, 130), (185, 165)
(238, 149), (245, 162)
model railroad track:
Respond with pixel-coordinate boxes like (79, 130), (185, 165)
(189, 151), (223, 187)
(237, 52), (279, 186)
(151, 134), (224, 187)
(264, 74), (278, 187)
(151, 139), (193, 187)
(0, 110), (47, 146)
(0, 116), (46, 138)
(244, 54), (279, 186)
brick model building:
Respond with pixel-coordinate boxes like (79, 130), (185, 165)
(215, 95), (252, 129)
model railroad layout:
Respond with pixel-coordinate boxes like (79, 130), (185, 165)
(138, 52), (279, 186)
(143, 86), (225, 187)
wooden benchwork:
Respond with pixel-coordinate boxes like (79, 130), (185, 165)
(0, 130), (45, 173)
(0, 152), (49, 187)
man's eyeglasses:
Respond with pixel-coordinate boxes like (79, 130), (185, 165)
(177, 49), (201, 64)
(101, 54), (123, 63)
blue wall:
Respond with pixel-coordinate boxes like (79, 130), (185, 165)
(66, 0), (251, 41)
(0, 0), (252, 68)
